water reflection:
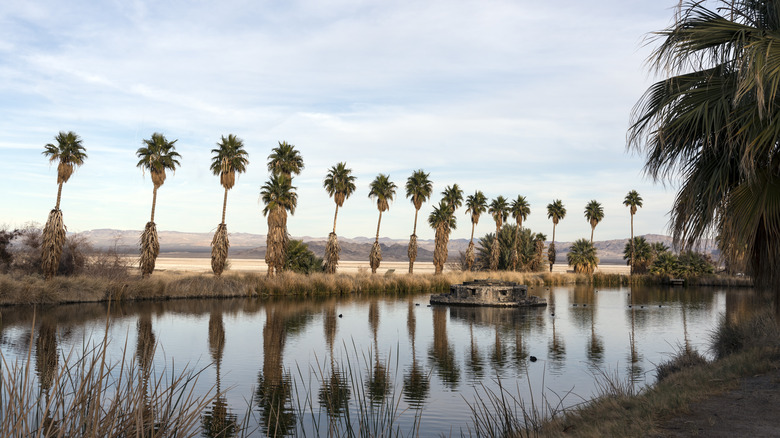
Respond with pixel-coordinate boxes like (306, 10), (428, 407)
(319, 302), (350, 418)
(403, 298), (429, 408)
(429, 306), (460, 389)
(0, 286), (767, 437)
(136, 312), (155, 435)
(35, 317), (58, 431)
(547, 291), (565, 369)
(202, 311), (238, 438)
(256, 308), (296, 437)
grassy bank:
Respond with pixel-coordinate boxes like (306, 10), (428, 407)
(0, 269), (751, 306)
(497, 309), (780, 437)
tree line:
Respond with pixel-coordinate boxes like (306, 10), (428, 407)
(35, 131), (656, 278)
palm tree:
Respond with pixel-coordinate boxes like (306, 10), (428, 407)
(567, 238), (599, 275)
(546, 199), (566, 272)
(464, 191), (488, 271)
(368, 174), (397, 274)
(405, 170), (433, 274)
(209, 134), (249, 277)
(441, 184), (464, 213)
(623, 191), (643, 274)
(261, 174), (298, 277)
(628, 1), (780, 288)
(40, 131), (87, 279)
(323, 162), (357, 274)
(488, 196), (509, 271)
(509, 196), (531, 270)
(136, 133), (181, 277)
(623, 236), (652, 274)
(584, 200), (604, 243)
(429, 200), (457, 274)
(267, 141), (304, 179)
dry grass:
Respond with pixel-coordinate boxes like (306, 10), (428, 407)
(41, 209), (66, 279)
(324, 232), (340, 274)
(139, 221), (159, 278)
(0, 268), (755, 307)
(210, 223), (229, 277)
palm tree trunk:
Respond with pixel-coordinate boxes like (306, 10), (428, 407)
(375, 211), (383, 242)
(55, 182), (64, 210)
(470, 222), (475, 243)
(408, 208), (420, 274)
(332, 205), (339, 234)
(551, 223), (557, 272)
(630, 214), (634, 275)
(150, 186), (158, 222)
(591, 226), (595, 244)
(221, 187), (229, 225)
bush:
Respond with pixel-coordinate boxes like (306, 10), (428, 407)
(285, 239), (324, 274)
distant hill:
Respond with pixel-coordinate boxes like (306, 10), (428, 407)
(76, 229), (717, 263)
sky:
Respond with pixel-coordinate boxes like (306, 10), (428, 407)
(0, 0), (684, 243)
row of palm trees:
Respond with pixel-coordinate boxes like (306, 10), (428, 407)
(38, 130), (647, 278)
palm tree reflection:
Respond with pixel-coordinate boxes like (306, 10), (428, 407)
(202, 311), (238, 437)
(319, 302), (350, 419)
(366, 299), (390, 404)
(403, 298), (429, 407)
(256, 308), (296, 437)
(429, 306), (460, 389)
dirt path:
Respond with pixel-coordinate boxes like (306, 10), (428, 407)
(654, 367), (780, 437)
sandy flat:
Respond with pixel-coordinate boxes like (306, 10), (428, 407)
(125, 256), (629, 275)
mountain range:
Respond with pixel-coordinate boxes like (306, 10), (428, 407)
(78, 229), (718, 264)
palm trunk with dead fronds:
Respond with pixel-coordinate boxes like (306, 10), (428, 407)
(265, 208), (288, 277)
(324, 232), (340, 274)
(490, 233), (500, 271)
(465, 241), (475, 271)
(433, 224), (449, 275)
(211, 223), (229, 277)
(407, 234), (417, 274)
(140, 221), (160, 277)
(41, 209), (66, 279)
(369, 241), (382, 274)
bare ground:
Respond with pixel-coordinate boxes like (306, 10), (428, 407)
(654, 366), (780, 437)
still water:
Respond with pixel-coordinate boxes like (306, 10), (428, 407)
(0, 285), (760, 436)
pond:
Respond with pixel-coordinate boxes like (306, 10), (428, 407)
(0, 285), (761, 436)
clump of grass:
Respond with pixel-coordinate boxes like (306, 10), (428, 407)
(710, 310), (780, 359)
(655, 346), (708, 382)
(464, 373), (572, 438)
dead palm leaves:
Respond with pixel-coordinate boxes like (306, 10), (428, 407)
(369, 241), (382, 274)
(324, 232), (340, 274)
(265, 208), (289, 276)
(465, 241), (475, 271)
(433, 226), (448, 275)
(211, 224), (229, 277)
(140, 222), (160, 277)
(490, 238), (500, 271)
(407, 234), (418, 274)
(41, 209), (66, 279)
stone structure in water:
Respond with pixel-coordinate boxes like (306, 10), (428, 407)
(430, 279), (547, 307)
